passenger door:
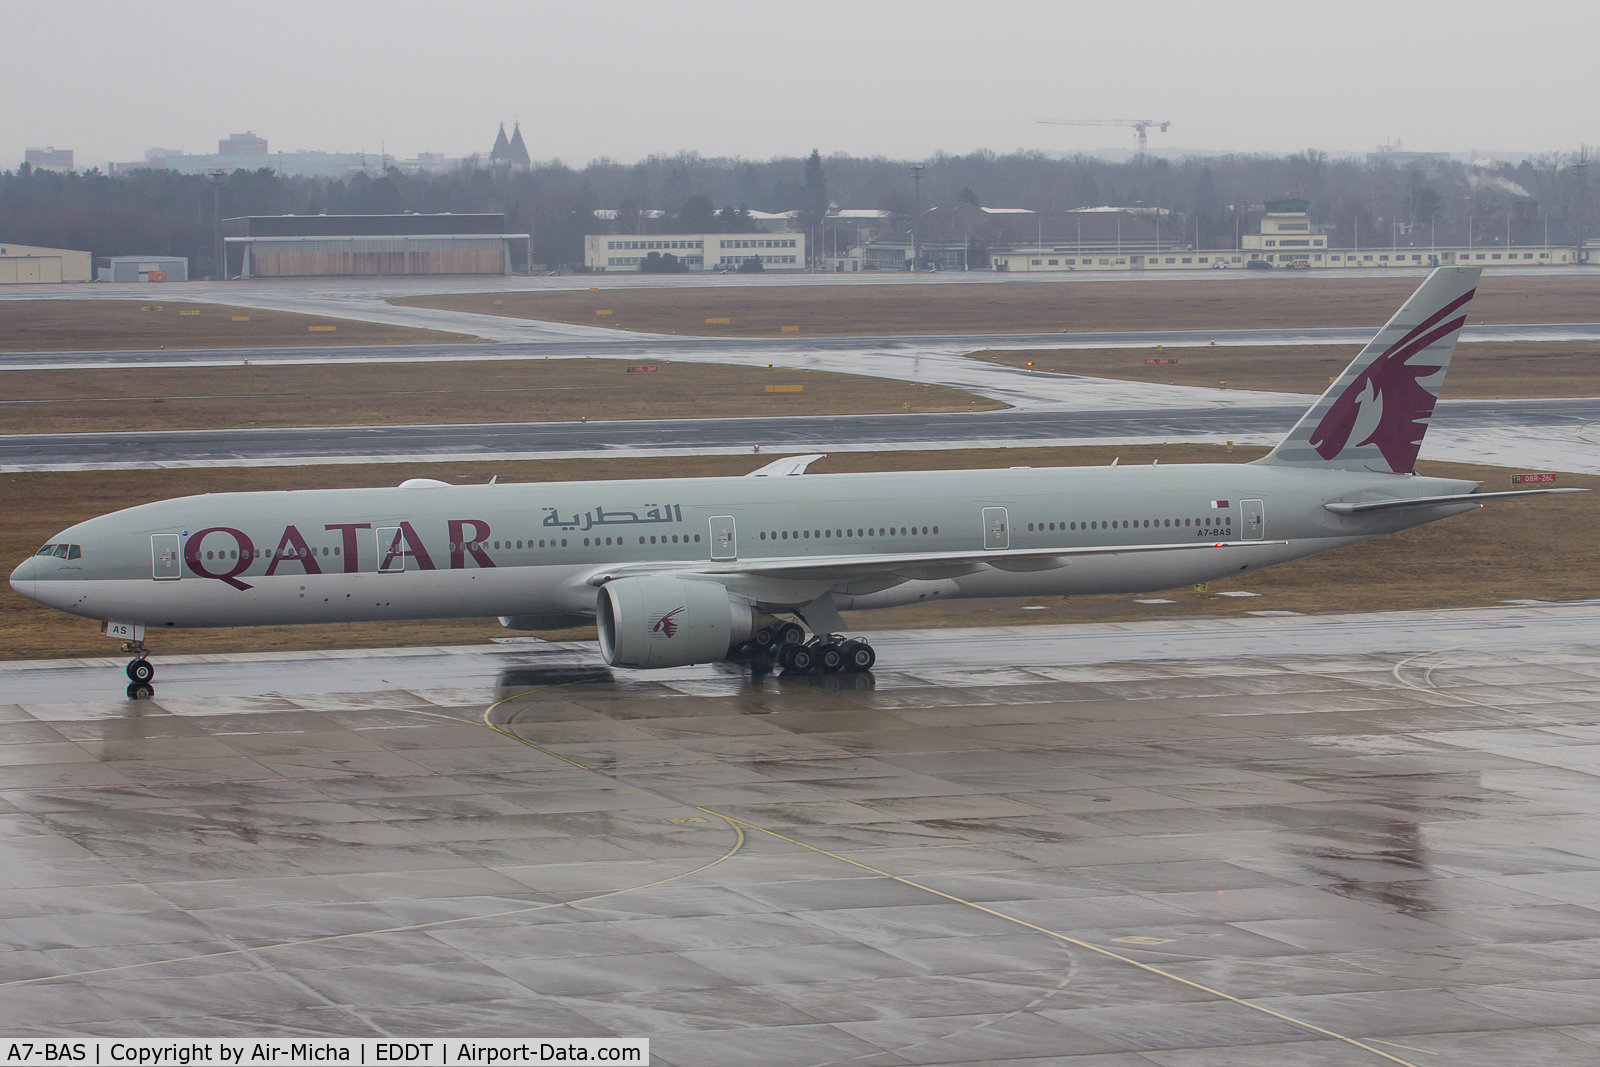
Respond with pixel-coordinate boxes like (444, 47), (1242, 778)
(152, 534), (181, 580)
(375, 527), (407, 572)
(1241, 499), (1265, 540)
(709, 516), (737, 560)
(982, 507), (1009, 550)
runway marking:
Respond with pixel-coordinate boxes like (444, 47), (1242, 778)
(480, 688), (1422, 1067)
(1391, 646), (1576, 728)
(0, 688), (746, 990)
(694, 809), (1421, 1067)
(1371, 1039), (1438, 1055)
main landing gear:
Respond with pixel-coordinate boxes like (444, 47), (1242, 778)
(734, 622), (875, 675)
(123, 641), (155, 699)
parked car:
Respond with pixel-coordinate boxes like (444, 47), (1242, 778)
(1245, 259), (1273, 270)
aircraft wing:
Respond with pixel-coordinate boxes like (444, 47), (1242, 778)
(585, 539), (1287, 586)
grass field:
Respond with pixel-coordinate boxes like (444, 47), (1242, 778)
(0, 299), (480, 351)
(4, 445), (1593, 661)
(395, 274), (1600, 337)
(970, 340), (1600, 399)
(0, 359), (999, 434)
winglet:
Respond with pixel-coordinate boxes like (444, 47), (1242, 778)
(1257, 266), (1480, 474)
(746, 454), (827, 477)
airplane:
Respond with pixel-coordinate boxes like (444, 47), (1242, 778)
(10, 266), (1584, 697)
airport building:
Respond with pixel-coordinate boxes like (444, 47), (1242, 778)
(95, 256), (189, 282)
(583, 232), (807, 272)
(1242, 198), (1577, 268)
(0, 243), (92, 283)
(223, 214), (526, 278)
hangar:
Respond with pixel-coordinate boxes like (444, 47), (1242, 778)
(0, 243), (92, 283)
(222, 213), (528, 278)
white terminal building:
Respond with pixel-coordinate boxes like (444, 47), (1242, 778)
(1241, 198), (1576, 268)
(584, 233), (807, 272)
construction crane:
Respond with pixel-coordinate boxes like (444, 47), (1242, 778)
(1039, 118), (1171, 155)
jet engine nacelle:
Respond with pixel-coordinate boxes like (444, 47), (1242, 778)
(596, 575), (755, 669)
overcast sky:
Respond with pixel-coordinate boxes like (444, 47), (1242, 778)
(11, 0), (1595, 170)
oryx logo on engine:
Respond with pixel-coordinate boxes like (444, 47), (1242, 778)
(649, 606), (685, 639)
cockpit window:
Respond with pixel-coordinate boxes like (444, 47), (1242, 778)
(53, 544), (70, 558)
(35, 544), (56, 556)
(67, 546), (81, 560)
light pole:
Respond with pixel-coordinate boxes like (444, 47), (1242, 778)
(909, 164), (923, 272)
(204, 168), (226, 280)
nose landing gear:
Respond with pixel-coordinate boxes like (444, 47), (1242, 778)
(122, 640), (155, 699)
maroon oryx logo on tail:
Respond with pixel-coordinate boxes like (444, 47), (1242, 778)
(1309, 289), (1473, 473)
(649, 607), (686, 639)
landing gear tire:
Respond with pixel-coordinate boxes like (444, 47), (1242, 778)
(818, 643), (846, 673)
(840, 640), (876, 672)
(784, 645), (818, 674)
(126, 658), (154, 684)
(775, 621), (806, 647)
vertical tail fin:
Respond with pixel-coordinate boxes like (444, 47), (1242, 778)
(1257, 266), (1481, 474)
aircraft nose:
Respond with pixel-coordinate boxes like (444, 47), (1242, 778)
(9, 558), (36, 602)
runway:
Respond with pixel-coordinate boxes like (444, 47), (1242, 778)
(5, 604), (1600, 1063)
(5, 321), (1600, 372)
(4, 395), (1599, 473)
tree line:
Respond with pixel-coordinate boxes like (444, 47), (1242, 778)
(2, 145), (1593, 273)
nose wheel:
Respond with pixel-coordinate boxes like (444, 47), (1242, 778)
(122, 640), (155, 696)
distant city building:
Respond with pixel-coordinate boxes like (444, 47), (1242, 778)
(114, 138), (396, 179)
(96, 256), (188, 283)
(222, 213), (525, 278)
(219, 131), (268, 155)
(583, 233), (806, 272)
(0, 243), (92, 283)
(24, 147), (73, 172)
(142, 148), (185, 168)
(1368, 144), (1452, 166)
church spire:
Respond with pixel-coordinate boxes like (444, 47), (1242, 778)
(507, 122), (531, 168)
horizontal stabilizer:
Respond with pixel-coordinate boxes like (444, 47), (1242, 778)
(1324, 487), (1587, 515)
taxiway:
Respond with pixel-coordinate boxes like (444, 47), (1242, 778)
(3, 605), (1600, 1064)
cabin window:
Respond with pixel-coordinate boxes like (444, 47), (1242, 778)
(561, 539), (568, 547)
(803, 531), (810, 539)
(583, 538), (591, 546)
(932, 526), (939, 534)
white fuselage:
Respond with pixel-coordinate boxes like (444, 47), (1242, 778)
(11, 463), (1478, 633)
